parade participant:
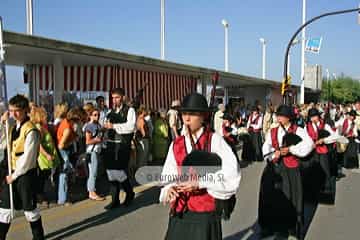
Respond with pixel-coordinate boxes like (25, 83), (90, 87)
(303, 108), (338, 203)
(0, 94), (45, 240)
(259, 105), (313, 239)
(160, 93), (241, 240)
(103, 87), (136, 209)
(221, 113), (240, 162)
(247, 106), (263, 161)
(221, 112), (237, 146)
(335, 110), (359, 169)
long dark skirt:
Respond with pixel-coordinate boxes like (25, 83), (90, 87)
(239, 134), (255, 162)
(318, 151), (336, 204)
(249, 131), (263, 161)
(258, 162), (303, 235)
(301, 152), (327, 203)
(165, 211), (222, 240)
(344, 138), (358, 169)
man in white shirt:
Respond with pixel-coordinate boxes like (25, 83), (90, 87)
(103, 88), (136, 210)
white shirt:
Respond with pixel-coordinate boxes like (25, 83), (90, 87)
(309, 122), (339, 144)
(335, 118), (358, 137)
(262, 124), (314, 162)
(111, 106), (136, 135)
(11, 126), (40, 180)
(247, 113), (263, 130)
(213, 110), (224, 135)
(159, 127), (241, 202)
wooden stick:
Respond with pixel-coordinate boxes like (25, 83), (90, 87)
(5, 120), (14, 219)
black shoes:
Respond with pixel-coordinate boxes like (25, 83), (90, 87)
(123, 191), (135, 206)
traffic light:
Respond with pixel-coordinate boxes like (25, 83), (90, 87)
(281, 75), (291, 96)
(281, 82), (288, 95)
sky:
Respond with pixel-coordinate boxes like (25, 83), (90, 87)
(1, 0), (360, 97)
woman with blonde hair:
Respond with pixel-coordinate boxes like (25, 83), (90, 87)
(30, 107), (60, 203)
(54, 103), (69, 126)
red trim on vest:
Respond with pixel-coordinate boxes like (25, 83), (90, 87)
(270, 124), (299, 168)
(248, 113), (262, 133)
(222, 123), (236, 144)
(172, 129), (215, 213)
(306, 120), (328, 154)
(342, 119), (354, 137)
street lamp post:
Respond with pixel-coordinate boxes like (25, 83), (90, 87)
(283, 7), (360, 105)
(160, 0), (165, 60)
(221, 19), (229, 72)
(259, 38), (266, 79)
(26, 0), (33, 35)
(300, 0), (306, 104)
(326, 68), (330, 101)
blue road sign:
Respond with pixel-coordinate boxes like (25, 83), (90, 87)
(305, 37), (322, 54)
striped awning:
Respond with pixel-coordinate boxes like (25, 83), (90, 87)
(32, 65), (197, 109)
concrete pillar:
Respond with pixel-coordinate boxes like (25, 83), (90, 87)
(53, 57), (64, 106)
(224, 87), (229, 105)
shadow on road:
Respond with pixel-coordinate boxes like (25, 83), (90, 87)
(44, 186), (160, 240)
(223, 202), (318, 240)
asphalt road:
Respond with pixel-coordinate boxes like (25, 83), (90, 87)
(6, 162), (360, 240)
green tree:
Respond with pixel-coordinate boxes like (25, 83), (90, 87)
(321, 75), (360, 103)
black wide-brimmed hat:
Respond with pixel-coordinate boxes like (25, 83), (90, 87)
(348, 110), (359, 117)
(275, 104), (294, 119)
(308, 108), (321, 118)
(179, 93), (213, 112)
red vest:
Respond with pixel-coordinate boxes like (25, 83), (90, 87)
(342, 119), (354, 137)
(306, 120), (328, 154)
(222, 123), (236, 144)
(172, 129), (216, 213)
(270, 124), (299, 168)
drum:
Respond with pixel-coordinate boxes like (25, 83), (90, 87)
(336, 142), (348, 153)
